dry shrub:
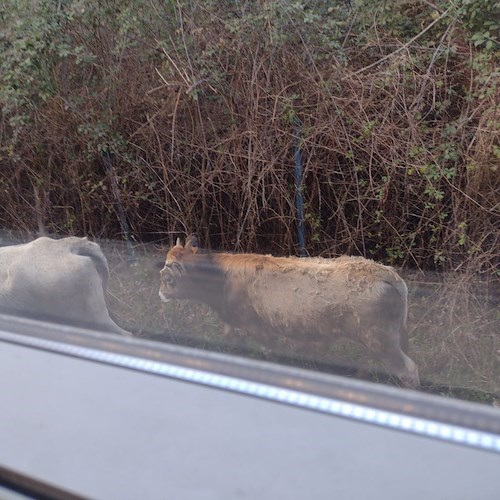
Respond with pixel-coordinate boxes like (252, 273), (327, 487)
(2, 2), (497, 269)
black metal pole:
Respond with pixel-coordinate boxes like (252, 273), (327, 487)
(294, 117), (307, 257)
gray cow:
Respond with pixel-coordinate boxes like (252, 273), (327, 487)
(0, 236), (129, 335)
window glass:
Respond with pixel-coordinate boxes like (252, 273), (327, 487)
(1, 0), (498, 406)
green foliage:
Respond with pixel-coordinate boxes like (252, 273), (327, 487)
(458, 0), (499, 50)
(0, 0), (70, 137)
(304, 207), (322, 243)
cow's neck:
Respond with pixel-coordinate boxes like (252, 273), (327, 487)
(184, 254), (227, 310)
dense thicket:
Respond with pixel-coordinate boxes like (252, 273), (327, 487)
(1, 0), (498, 273)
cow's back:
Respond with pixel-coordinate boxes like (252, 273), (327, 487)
(224, 254), (407, 339)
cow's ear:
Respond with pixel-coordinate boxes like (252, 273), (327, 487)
(185, 234), (199, 254)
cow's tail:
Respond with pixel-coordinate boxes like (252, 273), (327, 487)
(72, 238), (110, 291)
(392, 278), (409, 353)
(400, 313), (409, 354)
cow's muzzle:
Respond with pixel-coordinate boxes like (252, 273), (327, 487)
(159, 290), (171, 303)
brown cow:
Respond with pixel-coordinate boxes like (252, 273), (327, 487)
(159, 236), (419, 387)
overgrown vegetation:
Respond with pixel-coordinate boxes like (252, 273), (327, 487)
(1, 0), (498, 269)
(1, 1), (498, 397)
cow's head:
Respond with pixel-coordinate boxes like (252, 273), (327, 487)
(159, 235), (199, 303)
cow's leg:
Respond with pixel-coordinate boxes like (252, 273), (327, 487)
(361, 327), (420, 388)
(379, 344), (419, 388)
(254, 329), (279, 355)
(221, 323), (276, 357)
(378, 345), (419, 388)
